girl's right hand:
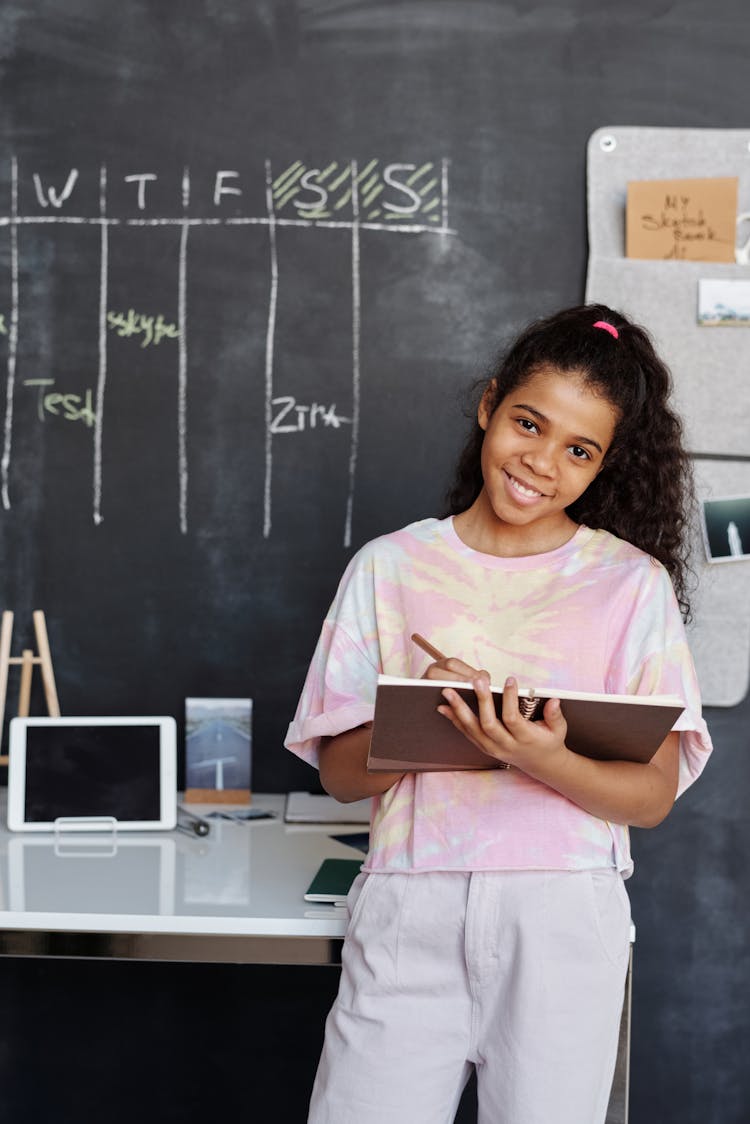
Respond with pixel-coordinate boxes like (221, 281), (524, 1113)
(422, 658), (491, 685)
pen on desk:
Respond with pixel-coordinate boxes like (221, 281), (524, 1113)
(176, 822), (207, 839)
(177, 806), (211, 836)
(411, 632), (447, 663)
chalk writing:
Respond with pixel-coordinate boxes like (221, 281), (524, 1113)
(124, 173), (157, 210)
(32, 168), (79, 209)
(271, 160), (444, 224)
(270, 396), (351, 434)
(23, 379), (96, 426)
(0, 156), (454, 539)
(27, 162), (448, 228)
(107, 309), (179, 347)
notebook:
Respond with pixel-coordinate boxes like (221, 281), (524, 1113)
(367, 675), (685, 772)
(304, 858), (363, 904)
(284, 791), (371, 824)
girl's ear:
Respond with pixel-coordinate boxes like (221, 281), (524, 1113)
(478, 381), (496, 431)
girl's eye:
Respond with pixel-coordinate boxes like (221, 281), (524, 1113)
(517, 417), (538, 433)
(569, 445), (590, 461)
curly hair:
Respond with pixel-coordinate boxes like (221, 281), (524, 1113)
(443, 304), (696, 619)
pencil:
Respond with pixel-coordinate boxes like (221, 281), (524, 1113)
(411, 632), (447, 662)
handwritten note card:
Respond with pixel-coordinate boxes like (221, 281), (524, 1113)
(626, 177), (738, 262)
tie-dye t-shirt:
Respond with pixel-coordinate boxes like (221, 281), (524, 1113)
(285, 517), (712, 877)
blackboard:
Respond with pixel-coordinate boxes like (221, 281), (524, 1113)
(1, 4), (749, 1123)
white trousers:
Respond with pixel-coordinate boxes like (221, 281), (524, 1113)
(308, 869), (631, 1124)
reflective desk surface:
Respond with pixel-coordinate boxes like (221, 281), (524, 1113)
(0, 789), (631, 1119)
(0, 793), (361, 964)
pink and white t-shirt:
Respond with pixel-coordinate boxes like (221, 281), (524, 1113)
(285, 517), (712, 877)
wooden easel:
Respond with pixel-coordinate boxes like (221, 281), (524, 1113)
(0, 610), (60, 766)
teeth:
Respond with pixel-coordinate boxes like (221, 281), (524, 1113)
(509, 474), (541, 498)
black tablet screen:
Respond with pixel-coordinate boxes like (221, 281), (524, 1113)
(23, 725), (162, 823)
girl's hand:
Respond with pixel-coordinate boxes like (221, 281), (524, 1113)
(437, 673), (570, 776)
(436, 672), (681, 828)
(421, 656), (487, 683)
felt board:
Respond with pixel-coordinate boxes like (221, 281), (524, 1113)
(586, 126), (750, 705)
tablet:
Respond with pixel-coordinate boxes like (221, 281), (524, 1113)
(7, 716), (177, 832)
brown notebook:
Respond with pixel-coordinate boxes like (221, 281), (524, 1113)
(367, 675), (685, 772)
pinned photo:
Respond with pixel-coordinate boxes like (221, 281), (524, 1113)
(698, 278), (750, 326)
(701, 495), (750, 563)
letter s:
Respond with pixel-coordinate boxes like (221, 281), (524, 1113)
(382, 164), (421, 215)
(293, 170), (329, 213)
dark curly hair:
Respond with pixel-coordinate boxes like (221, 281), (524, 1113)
(444, 304), (695, 619)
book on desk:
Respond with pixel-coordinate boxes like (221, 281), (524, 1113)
(284, 791), (371, 824)
(304, 858), (363, 905)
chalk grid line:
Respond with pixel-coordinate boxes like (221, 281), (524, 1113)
(93, 163), (107, 525)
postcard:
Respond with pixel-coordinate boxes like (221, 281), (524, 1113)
(184, 696), (252, 804)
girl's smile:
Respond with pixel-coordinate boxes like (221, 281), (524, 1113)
(504, 470), (548, 502)
(455, 365), (618, 556)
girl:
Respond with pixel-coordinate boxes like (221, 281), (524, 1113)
(285, 304), (712, 1124)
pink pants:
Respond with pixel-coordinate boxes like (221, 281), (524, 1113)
(308, 869), (631, 1124)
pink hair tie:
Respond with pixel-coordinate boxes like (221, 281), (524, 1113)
(593, 320), (619, 339)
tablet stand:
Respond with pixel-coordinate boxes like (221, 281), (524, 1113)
(53, 816), (118, 857)
(0, 610), (61, 766)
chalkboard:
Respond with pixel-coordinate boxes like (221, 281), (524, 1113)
(1, 4), (750, 1123)
(0, 6), (536, 797)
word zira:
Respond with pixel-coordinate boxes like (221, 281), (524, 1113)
(270, 397), (351, 433)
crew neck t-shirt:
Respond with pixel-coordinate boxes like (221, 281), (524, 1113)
(285, 517), (712, 877)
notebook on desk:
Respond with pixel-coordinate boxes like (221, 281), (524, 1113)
(304, 858), (363, 905)
(284, 791), (371, 824)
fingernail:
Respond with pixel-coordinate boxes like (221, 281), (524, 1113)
(505, 676), (516, 688)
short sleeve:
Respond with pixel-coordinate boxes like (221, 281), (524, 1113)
(606, 561), (713, 797)
(284, 550), (382, 769)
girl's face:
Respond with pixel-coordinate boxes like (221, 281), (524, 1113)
(472, 364), (618, 552)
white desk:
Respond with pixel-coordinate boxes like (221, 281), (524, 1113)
(0, 793), (355, 964)
(0, 789), (631, 1121)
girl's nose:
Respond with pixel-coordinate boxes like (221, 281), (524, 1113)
(520, 443), (557, 478)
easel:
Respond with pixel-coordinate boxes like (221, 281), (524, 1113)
(0, 610), (60, 766)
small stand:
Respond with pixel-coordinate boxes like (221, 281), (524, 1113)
(53, 816), (118, 858)
(0, 610), (60, 766)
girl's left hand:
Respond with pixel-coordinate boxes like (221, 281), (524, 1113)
(437, 673), (569, 777)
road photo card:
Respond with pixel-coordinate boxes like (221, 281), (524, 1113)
(184, 697), (252, 804)
(701, 495), (750, 563)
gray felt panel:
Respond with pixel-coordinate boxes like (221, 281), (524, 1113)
(687, 459), (750, 707)
(586, 127), (750, 705)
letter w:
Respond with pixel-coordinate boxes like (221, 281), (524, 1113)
(33, 169), (79, 209)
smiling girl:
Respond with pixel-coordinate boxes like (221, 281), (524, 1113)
(286, 304), (712, 1124)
